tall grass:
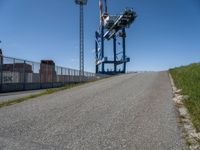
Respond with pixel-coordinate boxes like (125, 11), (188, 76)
(170, 63), (200, 132)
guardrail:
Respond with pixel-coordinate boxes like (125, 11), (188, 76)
(0, 54), (104, 93)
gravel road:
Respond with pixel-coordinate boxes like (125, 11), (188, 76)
(0, 72), (186, 150)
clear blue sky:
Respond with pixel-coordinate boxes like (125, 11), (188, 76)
(0, 0), (200, 72)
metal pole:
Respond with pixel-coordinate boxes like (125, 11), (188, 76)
(32, 62), (34, 84)
(61, 67), (63, 84)
(113, 35), (117, 73)
(68, 69), (70, 83)
(95, 32), (99, 73)
(39, 63), (42, 89)
(23, 60), (26, 90)
(64, 68), (67, 84)
(52, 65), (54, 88)
(79, 4), (84, 76)
(101, 25), (104, 73)
(13, 58), (15, 84)
(74, 70), (76, 83)
(122, 28), (126, 73)
(0, 51), (3, 92)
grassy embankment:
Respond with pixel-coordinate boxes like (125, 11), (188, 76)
(170, 63), (200, 132)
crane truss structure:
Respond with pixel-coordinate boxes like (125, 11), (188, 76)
(95, 0), (137, 75)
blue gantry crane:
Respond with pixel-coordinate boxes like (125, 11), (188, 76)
(95, 0), (137, 75)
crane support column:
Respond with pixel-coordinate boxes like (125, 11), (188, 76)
(122, 28), (126, 73)
(95, 0), (137, 75)
(95, 31), (99, 73)
(113, 36), (117, 72)
(101, 25), (105, 72)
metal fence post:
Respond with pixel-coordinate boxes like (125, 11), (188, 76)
(64, 68), (67, 84)
(32, 62), (34, 84)
(52, 65), (54, 88)
(68, 69), (70, 83)
(13, 58), (15, 84)
(39, 63), (42, 89)
(74, 70), (76, 83)
(61, 67), (63, 84)
(23, 60), (26, 90)
(0, 55), (3, 92)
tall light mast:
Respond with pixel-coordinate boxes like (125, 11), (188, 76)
(75, 0), (87, 76)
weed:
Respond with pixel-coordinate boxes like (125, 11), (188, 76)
(170, 63), (200, 132)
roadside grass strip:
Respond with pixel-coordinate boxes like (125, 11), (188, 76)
(0, 83), (82, 108)
(0, 77), (111, 109)
(170, 63), (200, 132)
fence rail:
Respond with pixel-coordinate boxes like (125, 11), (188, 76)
(0, 54), (102, 93)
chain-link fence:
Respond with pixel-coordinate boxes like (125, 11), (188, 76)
(0, 54), (101, 93)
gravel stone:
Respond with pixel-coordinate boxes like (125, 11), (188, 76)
(0, 72), (186, 150)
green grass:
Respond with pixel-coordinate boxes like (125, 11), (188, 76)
(169, 63), (200, 132)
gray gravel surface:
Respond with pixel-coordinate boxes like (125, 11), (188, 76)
(0, 72), (186, 150)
